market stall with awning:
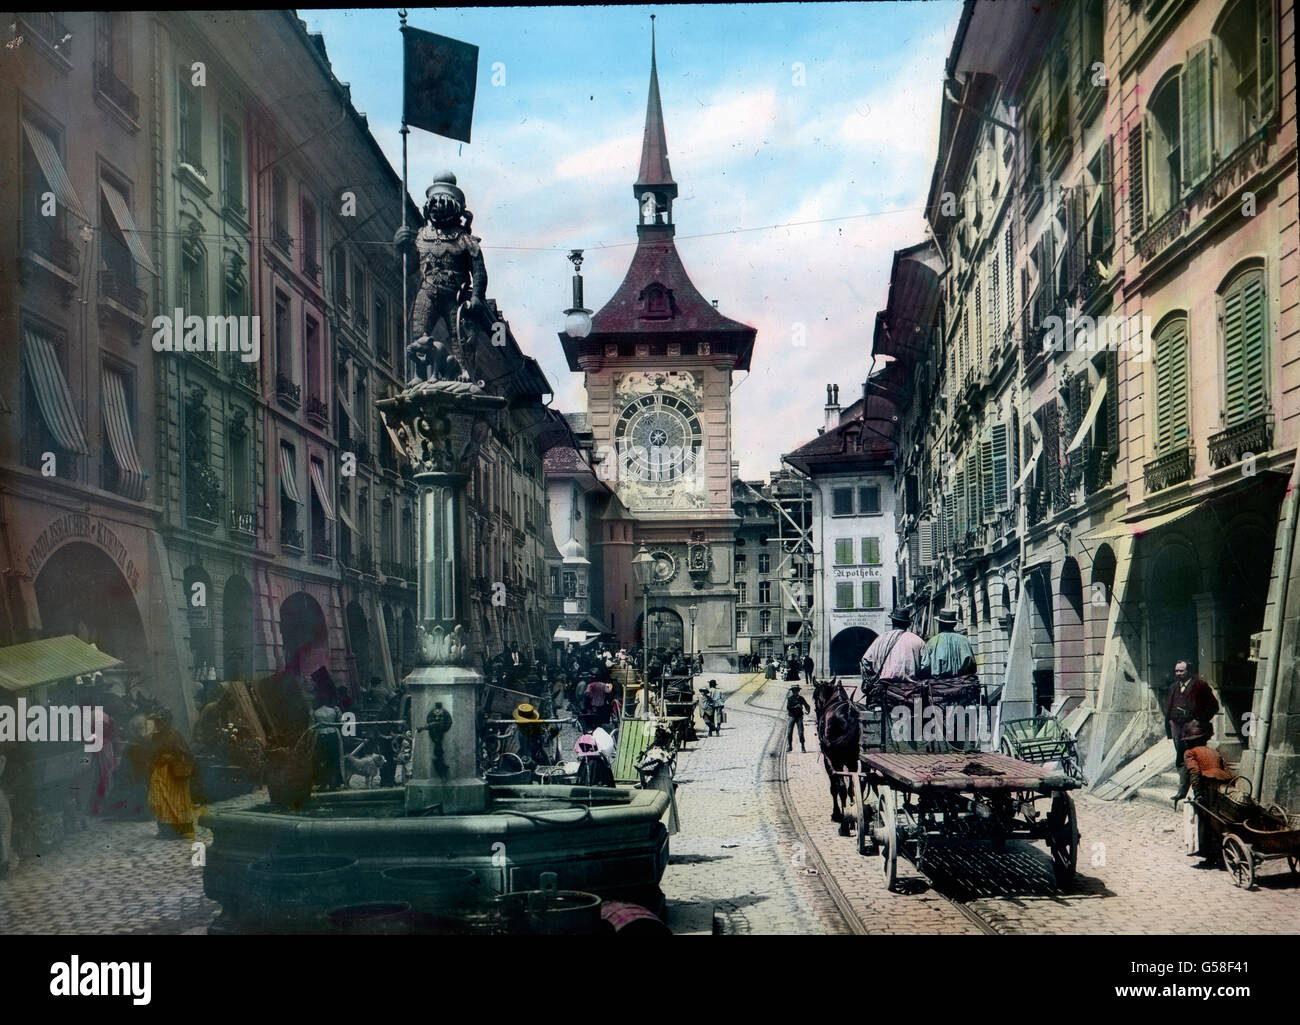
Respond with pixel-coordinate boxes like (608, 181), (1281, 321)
(0, 635), (123, 693)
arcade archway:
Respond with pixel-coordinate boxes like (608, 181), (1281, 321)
(33, 541), (147, 671)
(829, 626), (877, 677)
(279, 592), (329, 676)
(637, 608), (684, 654)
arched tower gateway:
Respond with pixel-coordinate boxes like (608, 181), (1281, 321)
(559, 27), (756, 670)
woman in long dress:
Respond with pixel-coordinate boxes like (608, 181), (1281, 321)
(146, 714), (196, 840)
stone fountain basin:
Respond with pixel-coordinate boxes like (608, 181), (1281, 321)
(201, 785), (671, 928)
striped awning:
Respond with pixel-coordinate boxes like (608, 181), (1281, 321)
(338, 504), (355, 532)
(279, 442), (304, 505)
(22, 330), (89, 454)
(101, 366), (145, 499)
(1066, 378), (1108, 454)
(309, 460), (336, 521)
(1014, 440), (1043, 489)
(100, 179), (156, 275)
(1082, 503), (1202, 542)
(0, 635), (122, 693)
(22, 119), (89, 223)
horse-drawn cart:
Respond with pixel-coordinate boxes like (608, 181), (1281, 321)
(850, 677), (1083, 892)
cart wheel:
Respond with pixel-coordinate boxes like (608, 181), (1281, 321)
(880, 789), (898, 891)
(1047, 792), (1079, 890)
(999, 737), (1014, 758)
(856, 776), (875, 856)
(1222, 835), (1255, 890)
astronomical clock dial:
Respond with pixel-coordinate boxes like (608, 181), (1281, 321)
(614, 391), (703, 483)
(650, 550), (677, 583)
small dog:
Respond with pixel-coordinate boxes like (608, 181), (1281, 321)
(344, 752), (386, 789)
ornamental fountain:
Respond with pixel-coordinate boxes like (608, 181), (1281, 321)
(201, 173), (669, 933)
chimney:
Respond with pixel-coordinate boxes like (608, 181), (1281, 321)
(824, 383), (841, 432)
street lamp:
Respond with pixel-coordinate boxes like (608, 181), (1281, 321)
(630, 544), (654, 686)
(687, 603), (698, 682)
(562, 249), (593, 339)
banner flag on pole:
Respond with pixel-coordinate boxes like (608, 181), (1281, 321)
(402, 25), (479, 143)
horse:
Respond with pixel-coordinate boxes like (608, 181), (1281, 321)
(813, 678), (860, 836)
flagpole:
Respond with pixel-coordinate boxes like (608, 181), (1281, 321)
(399, 8), (411, 384)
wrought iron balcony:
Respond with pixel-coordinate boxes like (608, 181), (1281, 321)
(19, 12), (72, 58)
(271, 220), (293, 253)
(93, 62), (139, 122)
(381, 559), (406, 578)
(232, 361), (258, 391)
(20, 223), (80, 277)
(1144, 446), (1195, 493)
(306, 394), (329, 428)
(1136, 202), (1189, 263)
(1083, 447), (1115, 495)
(98, 269), (145, 314)
(312, 531), (332, 558)
(186, 464), (223, 522)
(280, 523), (304, 550)
(229, 505), (257, 535)
(275, 373), (301, 407)
(1208, 413), (1272, 470)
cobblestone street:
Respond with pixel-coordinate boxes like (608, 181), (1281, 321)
(2, 672), (1298, 935)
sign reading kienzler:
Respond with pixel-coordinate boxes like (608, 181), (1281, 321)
(24, 514), (142, 592)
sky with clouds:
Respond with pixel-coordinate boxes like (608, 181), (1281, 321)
(301, 3), (962, 478)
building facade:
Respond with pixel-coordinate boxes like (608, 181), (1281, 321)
(885, 0), (1298, 798)
(786, 386), (900, 678)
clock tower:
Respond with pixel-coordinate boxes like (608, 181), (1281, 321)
(559, 25), (756, 669)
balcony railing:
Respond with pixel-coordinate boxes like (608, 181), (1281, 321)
(1144, 446), (1195, 493)
(312, 532), (332, 558)
(1208, 412), (1272, 470)
(280, 524), (304, 550)
(229, 505), (257, 535)
(271, 220), (293, 253)
(20, 223), (80, 276)
(381, 559), (406, 578)
(275, 373), (301, 407)
(20, 12), (72, 58)
(306, 394), (329, 428)
(1136, 202), (1189, 263)
(98, 269), (145, 313)
(93, 62), (139, 122)
(232, 361), (258, 391)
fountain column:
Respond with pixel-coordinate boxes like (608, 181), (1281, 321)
(378, 382), (505, 814)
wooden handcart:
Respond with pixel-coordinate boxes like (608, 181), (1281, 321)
(1190, 778), (1300, 890)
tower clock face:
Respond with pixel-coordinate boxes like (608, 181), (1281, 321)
(614, 392), (703, 482)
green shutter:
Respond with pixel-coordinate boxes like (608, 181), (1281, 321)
(1257, 0), (1276, 126)
(861, 537), (880, 565)
(980, 433), (995, 519)
(835, 538), (854, 566)
(836, 583), (854, 610)
(1105, 345), (1120, 459)
(1156, 321), (1189, 451)
(1127, 125), (1145, 237)
(1223, 285), (1246, 423)
(1180, 41), (1213, 190)
(991, 422), (1011, 511)
(863, 581), (880, 609)
(1225, 271), (1268, 423)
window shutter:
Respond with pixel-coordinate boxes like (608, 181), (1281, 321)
(1067, 185), (1086, 294)
(990, 255), (1001, 346)
(919, 519), (936, 566)
(1005, 227), (1015, 331)
(1180, 41), (1213, 190)
(1156, 321), (1189, 452)
(966, 455), (979, 529)
(1039, 230), (1056, 312)
(1098, 134), (1114, 253)
(991, 421), (1011, 511)
(1127, 125), (1145, 237)
(1241, 272), (1267, 419)
(980, 432), (996, 522)
(1257, 0), (1276, 126)
(1020, 266), (1033, 342)
(1041, 402), (1060, 504)
(954, 455), (966, 538)
(1223, 286), (1246, 424)
(1105, 345), (1120, 460)
(975, 279), (984, 372)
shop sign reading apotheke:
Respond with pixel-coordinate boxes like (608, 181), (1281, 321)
(24, 514), (142, 592)
(831, 566), (881, 579)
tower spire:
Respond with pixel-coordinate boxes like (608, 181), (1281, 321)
(634, 14), (677, 230)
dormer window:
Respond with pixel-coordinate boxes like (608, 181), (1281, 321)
(639, 282), (673, 319)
